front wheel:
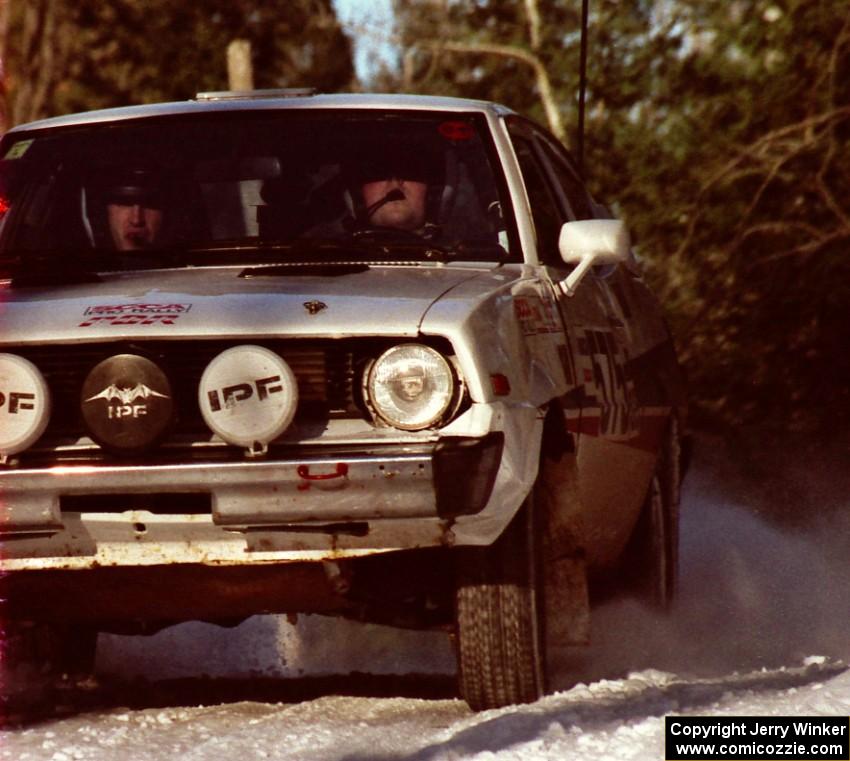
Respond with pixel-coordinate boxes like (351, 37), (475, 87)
(455, 500), (545, 710)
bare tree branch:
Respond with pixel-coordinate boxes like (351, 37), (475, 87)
(815, 10), (850, 229)
(750, 227), (850, 264)
(672, 105), (850, 262)
(740, 220), (826, 245)
(339, 13), (565, 140)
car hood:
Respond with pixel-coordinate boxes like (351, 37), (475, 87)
(0, 264), (497, 344)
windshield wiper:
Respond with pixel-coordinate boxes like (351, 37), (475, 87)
(182, 236), (441, 264)
(239, 262), (369, 278)
(347, 233), (508, 263)
(183, 237), (362, 263)
(183, 234), (506, 265)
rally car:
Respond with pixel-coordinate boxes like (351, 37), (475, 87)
(0, 91), (686, 710)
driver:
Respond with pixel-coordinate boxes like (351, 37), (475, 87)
(351, 143), (443, 234)
(360, 175), (427, 231)
(108, 197), (163, 251)
(97, 167), (167, 251)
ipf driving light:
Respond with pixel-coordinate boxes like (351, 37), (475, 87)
(0, 353), (51, 456)
(199, 345), (298, 449)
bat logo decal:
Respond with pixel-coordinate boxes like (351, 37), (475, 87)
(84, 384), (170, 405)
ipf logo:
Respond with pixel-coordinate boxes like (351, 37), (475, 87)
(84, 383), (170, 419)
(206, 376), (284, 412)
(0, 390), (36, 414)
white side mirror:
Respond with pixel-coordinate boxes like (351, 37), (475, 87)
(557, 219), (630, 296)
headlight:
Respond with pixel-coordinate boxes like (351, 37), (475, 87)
(366, 344), (455, 430)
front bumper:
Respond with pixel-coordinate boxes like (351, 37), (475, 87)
(0, 435), (504, 570)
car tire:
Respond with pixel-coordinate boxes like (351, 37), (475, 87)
(455, 496), (546, 711)
(627, 415), (681, 609)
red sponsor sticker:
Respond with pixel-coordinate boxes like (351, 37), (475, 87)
(79, 303), (192, 327)
(514, 295), (560, 336)
(79, 314), (183, 327)
(83, 303), (192, 315)
(438, 121), (475, 141)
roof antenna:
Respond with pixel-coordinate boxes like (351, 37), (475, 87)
(577, 0), (589, 176)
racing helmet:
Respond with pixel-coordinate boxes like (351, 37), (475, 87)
(344, 136), (456, 231)
(83, 164), (173, 250)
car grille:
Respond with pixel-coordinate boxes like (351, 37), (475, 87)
(11, 339), (360, 462)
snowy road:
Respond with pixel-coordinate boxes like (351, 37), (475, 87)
(3, 434), (850, 760)
(4, 662), (850, 761)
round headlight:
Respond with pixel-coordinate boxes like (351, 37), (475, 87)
(366, 344), (455, 430)
(0, 353), (51, 456)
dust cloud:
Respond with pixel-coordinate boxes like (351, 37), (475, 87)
(559, 431), (850, 687)
(98, 432), (850, 688)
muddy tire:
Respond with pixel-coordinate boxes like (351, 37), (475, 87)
(455, 498), (546, 710)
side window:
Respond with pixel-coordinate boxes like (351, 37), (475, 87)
(538, 139), (594, 221)
(14, 177), (58, 250)
(510, 135), (565, 264)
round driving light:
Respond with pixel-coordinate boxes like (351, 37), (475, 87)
(0, 353), (51, 456)
(199, 345), (298, 448)
(81, 354), (174, 453)
(367, 344), (454, 430)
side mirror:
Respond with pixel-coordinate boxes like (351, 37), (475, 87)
(557, 219), (630, 296)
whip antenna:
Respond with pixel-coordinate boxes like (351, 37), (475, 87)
(577, 0), (589, 175)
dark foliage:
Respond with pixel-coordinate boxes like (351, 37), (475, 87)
(2, 0), (355, 125)
(388, 0), (850, 432)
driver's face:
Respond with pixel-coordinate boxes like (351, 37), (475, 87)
(361, 178), (427, 231)
(107, 202), (163, 251)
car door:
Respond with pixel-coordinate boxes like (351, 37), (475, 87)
(507, 117), (652, 568)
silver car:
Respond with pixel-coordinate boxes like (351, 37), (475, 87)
(0, 92), (687, 710)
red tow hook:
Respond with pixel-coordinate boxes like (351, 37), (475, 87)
(296, 463), (349, 491)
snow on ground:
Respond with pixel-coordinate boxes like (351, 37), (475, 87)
(2, 435), (850, 760)
(2, 662), (848, 760)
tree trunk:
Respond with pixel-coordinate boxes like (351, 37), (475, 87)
(227, 38), (253, 92)
(8, 0), (73, 126)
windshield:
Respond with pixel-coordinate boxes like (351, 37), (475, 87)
(0, 110), (514, 271)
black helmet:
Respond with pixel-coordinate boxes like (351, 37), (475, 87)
(83, 163), (172, 249)
(349, 140), (443, 188)
(95, 166), (166, 209)
(345, 136), (455, 229)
